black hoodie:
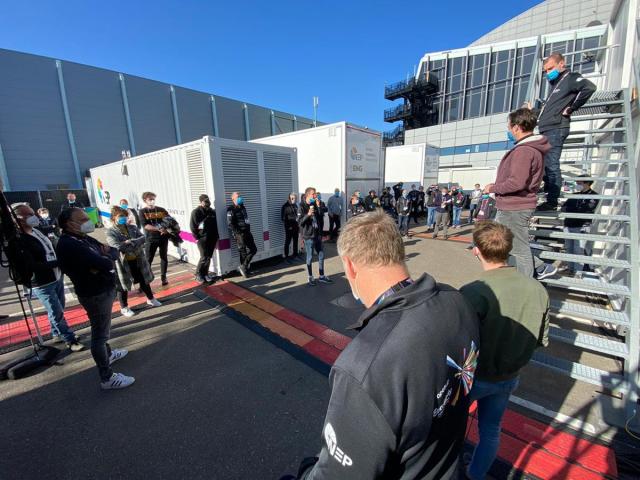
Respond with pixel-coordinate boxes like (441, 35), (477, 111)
(300, 274), (480, 480)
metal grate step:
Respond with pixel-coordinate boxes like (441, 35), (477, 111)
(530, 351), (625, 392)
(530, 229), (631, 244)
(562, 143), (628, 149)
(541, 276), (631, 297)
(558, 194), (629, 201)
(548, 326), (629, 358)
(570, 113), (626, 121)
(533, 212), (631, 222)
(567, 128), (626, 135)
(575, 99), (624, 108)
(562, 176), (629, 182)
(539, 251), (631, 269)
(550, 299), (630, 326)
(560, 158), (629, 164)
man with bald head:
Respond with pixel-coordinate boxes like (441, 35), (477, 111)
(227, 191), (257, 278)
(13, 203), (83, 351)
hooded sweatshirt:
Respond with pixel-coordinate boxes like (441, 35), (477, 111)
(492, 134), (550, 211)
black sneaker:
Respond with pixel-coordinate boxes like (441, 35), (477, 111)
(308, 277), (317, 286)
(161, 278), (169, 286)
(318, 275), (333, 284)
(536, 202), (558, 212)
(195, 275), (206, 283)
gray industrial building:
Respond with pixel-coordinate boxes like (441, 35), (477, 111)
(0, 48), (319, 191)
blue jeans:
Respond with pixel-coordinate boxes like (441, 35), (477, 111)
(468, 203), (478, 223)
(453, 206), (463, 226)
(398, 215), (409, 235)
(468, 376), (520, 480)
(32, 278), (75, 343)
(304, 238), (324, 276)
(541, 127), (570, 206)
(426, 206), (437, 227)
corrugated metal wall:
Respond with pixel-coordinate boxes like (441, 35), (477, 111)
(0, 48), (318, 191)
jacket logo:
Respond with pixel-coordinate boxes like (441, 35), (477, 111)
(434, 341), (479, 418)
(324, 423), (353, 467)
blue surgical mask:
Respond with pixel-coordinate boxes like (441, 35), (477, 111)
(117, 217), (127, 225)
(334, 192), (340, 198)
(507, 130), (516, 143)
(236, 197), (244, 205)
(546, 69), (560, 81)
(308, 197), (316, 205)
(482, 194), (490, 199)
(120, 204), (128, 210)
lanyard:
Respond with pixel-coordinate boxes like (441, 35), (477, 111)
(374, 278), (414, 305)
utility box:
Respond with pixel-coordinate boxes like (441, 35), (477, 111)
(89, 136), (298, 276)
(384, 143), (440, 188)
(253, 122), (384, 222)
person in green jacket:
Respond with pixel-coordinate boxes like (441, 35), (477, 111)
(460, 220), (549, 480)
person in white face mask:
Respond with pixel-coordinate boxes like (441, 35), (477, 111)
(12, 203), (83, 352)
(56, 207), (135, 390)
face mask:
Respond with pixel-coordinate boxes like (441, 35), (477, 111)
(334, 192), (339, 198)
(80, 220), (95, 234)
(120, 204), (128, 210)
(308, 197), (316, 205)
(482, 194), (490, 199)
(147, 200), (156, 207)
(290, 198), (296, 203)
(203, 200), (211, 207)
(236, 197), (244, 205)
(26, 215), (40, 227)
(402, 193), (407, 198)
(507, 130), (516, 142)
(68, 199), (75, 204)
(357, 193), (362, 198)
(41, 214), (50, 220)
(117, 216), (127, 225)
(546, 69), (560, 81)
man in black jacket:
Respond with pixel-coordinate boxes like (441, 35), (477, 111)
(281, 193), (300, 264)
(299, 187), (332, 286)
(227, 191), (257, 278)
(292, 210), (479, 479)
(59, 192), (84, 215)
(532, 53), (596, 211)
(57, 207), (134, 390)
(190, 194), (219, 283)
(13, 204), (83, 351)
(139, 191), (171, 286)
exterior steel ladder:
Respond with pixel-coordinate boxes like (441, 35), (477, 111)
(529, 89), (639, 427)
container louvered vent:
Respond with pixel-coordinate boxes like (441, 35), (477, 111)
(186, 147), (206, 209)
(263, 151), (293, 251)
(220, 147), (264, 259)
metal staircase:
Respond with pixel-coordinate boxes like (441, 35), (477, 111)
(528, 88), (639, 423)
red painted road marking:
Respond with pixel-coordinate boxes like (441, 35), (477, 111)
(199, 280), (619, 479)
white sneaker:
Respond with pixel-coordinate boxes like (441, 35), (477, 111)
(109, 348), (128, 365)
(120, 307), (135, 317)
(205, 274), (214, 282)
(100, 372), (135, 390)
(146, 298), (162, 307)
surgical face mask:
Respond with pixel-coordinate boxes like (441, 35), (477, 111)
(41, 214), (50, 220)
(120, 203), (128, 210)
(317, 194), (322, 201)
(482, 194), (490, 199)
(68, 198), (75, 204)
(334, 192), (340, 198)
(147, 199), (156, 207)
(117, 216), (127, 225)
(80, 220), (95, 234)
(308, 197), (316, 205)
(290, 197), (296, 203)
(546, 69), (560, 81)
(507, 129), (516, 143)
(26, 215), (40, 227)
(236, 197), (244, 206)
(402, 192), (407, 198)
(203, 200), (211, 207)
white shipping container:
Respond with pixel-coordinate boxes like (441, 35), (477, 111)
(252, 122), (383, 222)
(438, 167), (497, 190)
(384, 143), (440, 188)
(89, 136), (298, 276)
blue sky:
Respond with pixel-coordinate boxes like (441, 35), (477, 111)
(0, 0), (540, 132)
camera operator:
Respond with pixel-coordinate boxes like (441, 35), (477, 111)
(57, 207), (134, 390)
(12, 203), (83, 351)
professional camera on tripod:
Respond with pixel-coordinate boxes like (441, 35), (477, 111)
(0, 185), (60, 380)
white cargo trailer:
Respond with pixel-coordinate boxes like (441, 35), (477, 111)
(89, 136), (298, 276)
(252, 122), (383, 222)
(384, 143), (440, 188)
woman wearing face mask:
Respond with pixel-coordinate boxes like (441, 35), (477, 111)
(36, 207), (59, 240)
(106, 206), (161, 318)
(118, 198), (140, 227)
(56, 207), (135, 390)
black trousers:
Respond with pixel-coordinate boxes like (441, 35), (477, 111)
(197, 237), (217, 278)
(118, 260), (153, 307)
(146, 235), (169, 280)
(235, 230), (257, 269)
(410, 208), (420, 225)
(284, 225), (299, 258)
(328, 214), (341, 238)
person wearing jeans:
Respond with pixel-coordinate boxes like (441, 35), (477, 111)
(425, 186), (437, 230)
(13, 203), (83, 351)
(532, 52), (596, 211)
(451, 187), (465, 228)
(461, 221), (549, 480)
(432, 187), (452, 239)
(484, 108), (549, 277)
(139, 191), (170, 286)
(56, 207), (135, 390)
(468, 184), (482, 224)
(298, 187), (332, 286)
(395, 189), (411, 237)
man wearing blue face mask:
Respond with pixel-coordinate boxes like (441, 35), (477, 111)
(227, 191), (257, 278)
(530, 53), (596, 211)
(299, 187), (333, 286)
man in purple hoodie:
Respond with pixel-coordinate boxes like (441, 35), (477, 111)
(484, 108), (550, 277)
